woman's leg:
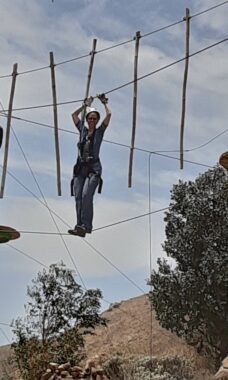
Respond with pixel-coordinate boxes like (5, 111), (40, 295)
(74, 174), (86, 227)
(81, 173), (99, 232)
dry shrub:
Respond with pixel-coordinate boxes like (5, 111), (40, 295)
(103, 354), (194, 380)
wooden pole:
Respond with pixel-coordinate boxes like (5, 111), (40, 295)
(81, 39), (97, 124)
(50, 51), (61, 196)
(128, 31), (141, 188)
(180, 8), (190, 169)
(0, 127), (3, 148)
(0, 63), (18, 198)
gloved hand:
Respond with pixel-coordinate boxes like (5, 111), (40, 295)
(83, 96), (94, 107)
(97, 93), (108, 104)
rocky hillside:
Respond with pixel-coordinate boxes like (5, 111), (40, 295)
(0, 294), (215, 379)
(84, 294), (214, 379)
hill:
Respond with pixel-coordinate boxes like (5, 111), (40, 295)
(0, 294), (215, 379)
(84, 294), (214, 379)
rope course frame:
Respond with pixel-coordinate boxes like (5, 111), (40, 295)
(0, 2), (227, 357)
(0, 0), (227, 79)
(0, 112), (227, 156)
(0, 37), (227, 114)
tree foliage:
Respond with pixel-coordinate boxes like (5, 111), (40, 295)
(12, 263), (105, 380)
(149, 167), (228, 361)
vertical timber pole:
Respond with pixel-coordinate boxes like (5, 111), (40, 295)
(180, 8), (190, 169)
(81, 39), (97, 124)
(128, 31), (141, 188)
(0, 63), (18, 198)
(50, 51), (62, 196)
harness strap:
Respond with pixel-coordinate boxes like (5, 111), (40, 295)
(70, 178), (74, 196)
(98, 177), (103, 193)
(79, 158), (100, 165)
(70, 168), (103, 196)
(78, 128), (95, 161)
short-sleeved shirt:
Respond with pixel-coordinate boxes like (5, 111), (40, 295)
(76, 120), (106, 175)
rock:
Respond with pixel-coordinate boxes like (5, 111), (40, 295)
(48, 362), (59, 371)
(215, 356), (228, 379)
(58, 362), (71, 371)
(60, 370), (71, 377)
(41, 369), (53, 380)
(42, 356), (107, 380)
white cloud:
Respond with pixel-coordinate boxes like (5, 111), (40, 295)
(0, 0), (227, 345)
(193, 0), (228, 33)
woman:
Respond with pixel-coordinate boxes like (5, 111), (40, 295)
(68, 95), (111, 237)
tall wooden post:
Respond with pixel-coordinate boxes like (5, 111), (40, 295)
(81, 39), (97, 124)
(128, 31), (141, 188)
(50, 51), (61, 196)
(0, 63), (18, 198)
(0, 127), (3, 148)
(180, 8), (190, 169)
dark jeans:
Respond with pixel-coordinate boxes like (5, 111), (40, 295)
(73, 169), (99, 232)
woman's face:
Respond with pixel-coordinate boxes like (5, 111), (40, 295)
(87, 112), (99, 130)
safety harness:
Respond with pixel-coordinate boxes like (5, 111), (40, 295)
(71, 126), (103, 196)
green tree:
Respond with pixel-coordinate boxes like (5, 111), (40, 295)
(12, 263), (105, 380)
(149, 167), (228, 361)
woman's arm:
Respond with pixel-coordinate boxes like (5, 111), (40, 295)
(98, 94), (111, 128)
(72, 104), (84, 127)
(102, 103), (112, 128)
(72, 96), (94, 127)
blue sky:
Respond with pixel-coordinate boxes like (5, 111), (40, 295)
(0, 0), (227, 345)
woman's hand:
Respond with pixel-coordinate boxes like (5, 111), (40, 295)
(97, 93), (108, 104)
(83, 96), (94, 107)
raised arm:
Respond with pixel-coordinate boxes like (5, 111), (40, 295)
(72, 104), (84, 127)
(102, 103), (111, 128)
(97, 94), (111, 129)
(72, 96), (94, 127)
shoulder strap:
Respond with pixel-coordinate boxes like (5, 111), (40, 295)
(88, 130), (95, 158)
(77, 124), (87, 159)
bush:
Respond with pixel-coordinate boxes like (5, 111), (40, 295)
(149, 167), (228, 361)
(103, 354), (194, 380)
(11, 263), (105, 380)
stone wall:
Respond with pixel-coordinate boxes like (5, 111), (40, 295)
(41, 357), (107, 380)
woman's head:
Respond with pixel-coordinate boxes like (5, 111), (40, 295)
(86, 108), (100, 122)
(86, 111), (100, 131)
(86, 111), (100, 121)
(86, 107), (100, 130)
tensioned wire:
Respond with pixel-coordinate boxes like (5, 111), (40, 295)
(148, 153), (153, 376)
(12, 208), (168, 236)
(0, 36), (227, 112)
(2, 244), (139, 349)
(0, 144), (215, 295)
(0, 137), (219, 352)
(0, 0), (227, 78)
(0, 327), (11, 344)
(0, 99), (86, 289)
(0, 140), (214, 294)
(0, 21), (225, 349)
(1, 159), (148, 339)
(1, 16), (224, 341)
(5, 242), (150, 330)
(0, 162), (145, 294)
(11, 127), (87, 289)
(0, 111), (227, 156)
(0, 130), (147, 294)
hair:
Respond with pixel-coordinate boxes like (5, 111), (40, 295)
(86, 111), (100, 122)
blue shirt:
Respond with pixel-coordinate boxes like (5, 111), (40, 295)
(76, 120), (106, 175)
